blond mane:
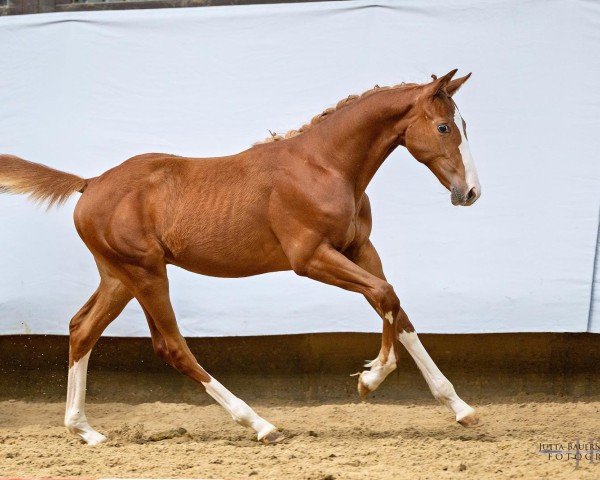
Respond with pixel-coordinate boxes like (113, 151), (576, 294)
(256, 82), (419, 144)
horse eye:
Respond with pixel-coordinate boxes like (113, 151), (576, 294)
(437, 124), (450, 134)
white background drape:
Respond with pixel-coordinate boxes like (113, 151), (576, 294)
(1, 0), (599, 336)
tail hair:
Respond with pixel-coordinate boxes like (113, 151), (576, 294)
(0, 154), (87, 207)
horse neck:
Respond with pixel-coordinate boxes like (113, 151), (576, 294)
(303, 89), (415, 197)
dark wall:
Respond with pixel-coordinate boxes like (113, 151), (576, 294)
(2, 333), (598, 402)
(1, 0), (344, 16)
(2, 332), (598, 375)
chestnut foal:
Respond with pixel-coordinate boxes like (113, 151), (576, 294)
(0, 69), (480, 445)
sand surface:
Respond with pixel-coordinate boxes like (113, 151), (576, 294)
(0, 398), (599, 479)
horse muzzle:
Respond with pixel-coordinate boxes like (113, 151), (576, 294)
(451, 185), (481, 206)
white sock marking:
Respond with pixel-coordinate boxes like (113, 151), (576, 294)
(64, 351), (107, 445)
(399, 331), (474, 421)
(202, 376), (277, 441)
(359, 348), (397, 392)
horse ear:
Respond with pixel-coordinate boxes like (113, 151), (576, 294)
(446, 73), (472, 97)
(422, 69), (458, 97)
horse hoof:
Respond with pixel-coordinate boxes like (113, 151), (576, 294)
(457, 412), (480, 428)
(260, 430), (286, 444)
(357, 375), (372, 399)
(81, 430), (107, 446)
(357, 372), (373, 400)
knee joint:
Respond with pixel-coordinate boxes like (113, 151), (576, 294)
(374, 282), (400, 318)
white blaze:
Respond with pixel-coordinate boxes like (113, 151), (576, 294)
(453, 107), (480, 194)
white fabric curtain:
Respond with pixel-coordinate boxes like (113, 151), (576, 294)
(0, 0), (599, 336)
(589, 219), (600, 333)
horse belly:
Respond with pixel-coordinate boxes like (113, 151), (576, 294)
(166, 215), (290, 278)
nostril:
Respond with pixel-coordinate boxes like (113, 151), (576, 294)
(467, 187), (477, 201)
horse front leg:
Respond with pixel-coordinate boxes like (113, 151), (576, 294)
(351, 241), (398, 397)
(290, 241), (479, 427)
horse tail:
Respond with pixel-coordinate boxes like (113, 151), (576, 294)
(0, 154), (87, 208)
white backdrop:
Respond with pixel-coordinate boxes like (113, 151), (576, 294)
(590, 220), (600, 334)
(0, 0), (599, 336)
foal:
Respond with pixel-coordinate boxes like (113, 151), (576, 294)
(0, 69), (480, 445)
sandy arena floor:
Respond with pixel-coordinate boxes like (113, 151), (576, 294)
(0, 397), (599, 479)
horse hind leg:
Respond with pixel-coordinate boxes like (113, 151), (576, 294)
(65, 271), (132, 445)
(127, 265), (284, 444)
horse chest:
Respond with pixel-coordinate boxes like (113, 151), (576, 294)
(340, 220), (358, 251)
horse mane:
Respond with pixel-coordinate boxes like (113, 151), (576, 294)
(256, 82), (419, 144)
